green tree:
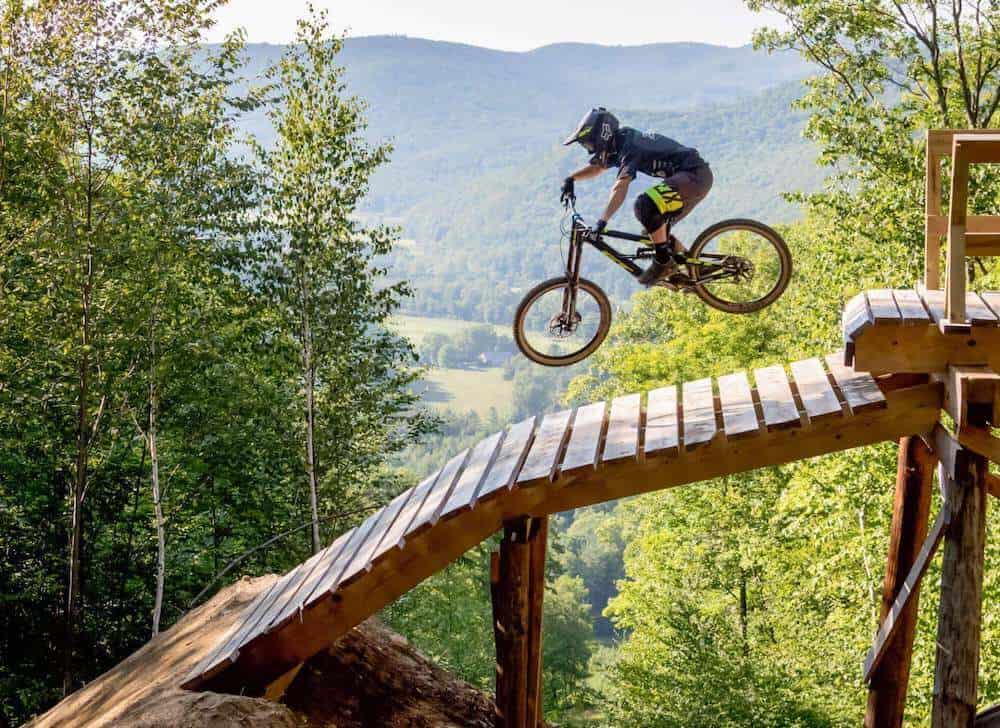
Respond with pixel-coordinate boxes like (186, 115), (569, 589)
(254, 8), (432, 553)
(747, 0), (1000, 287)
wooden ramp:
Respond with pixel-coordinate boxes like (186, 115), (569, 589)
(183, 353), (942, 696)
(843, 287), (1000, 374)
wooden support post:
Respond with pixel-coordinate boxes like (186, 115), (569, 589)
(932, 410), (989, 728)
(944, 140), (970, 327)
(525, 517), (548, 728)
(865, 436), (936, 728)
(926, 131), (942, 289)
(492, 516), (548, 728)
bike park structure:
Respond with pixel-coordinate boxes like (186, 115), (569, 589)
(179, 130), (1000, 728)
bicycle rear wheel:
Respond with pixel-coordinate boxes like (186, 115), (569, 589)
(513, 277), (612, 366)
(688, 218), (792, 314)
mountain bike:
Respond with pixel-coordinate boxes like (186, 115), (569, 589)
(513, 198), (792, 366)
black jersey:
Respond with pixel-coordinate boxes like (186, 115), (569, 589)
(593, 127), (706, 180)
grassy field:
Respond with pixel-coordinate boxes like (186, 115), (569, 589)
(412, 366), (514, 417)
(390, 314), (508, 344)
(391, 314), (516, 417)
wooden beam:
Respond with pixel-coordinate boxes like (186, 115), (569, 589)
(932, 432), (990, 728)
(525, 517), (548, 728)
(958, 426), (1000, 463)
(493, 517), (546, 728)
(977, 703), (1000, 727)
(864, 437), (937, 727)
(863, 506), (946, 683)
(936, 367), (1000, 430)
(986, 473), (1000, 499)
(944, 140), (971, 327)
(490, 551), (506, 726)
(262, 661), (302, 702)
(187, 380), (941, 696)
(927, 424), (960, 481)
(926, 131), (943, 288)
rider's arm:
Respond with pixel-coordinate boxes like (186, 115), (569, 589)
(568, 163), (606, 181)
(599, 176), (631, 224)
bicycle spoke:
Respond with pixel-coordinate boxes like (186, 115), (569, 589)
(694, 229), (783, 306)
(519, 283), (605, 361)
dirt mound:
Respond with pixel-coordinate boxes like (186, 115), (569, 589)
(28, 575), (493, 728)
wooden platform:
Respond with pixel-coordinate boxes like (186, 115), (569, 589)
(843, 288), (1000, 374)
(182, 354), (942, 696)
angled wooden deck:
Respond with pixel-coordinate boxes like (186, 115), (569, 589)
(182, 354), (942, 696)
(843, 287), (1000, 374)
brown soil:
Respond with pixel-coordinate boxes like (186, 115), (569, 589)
(27, 575), (494, 728)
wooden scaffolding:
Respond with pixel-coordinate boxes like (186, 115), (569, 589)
(179, 130), (1000, 728)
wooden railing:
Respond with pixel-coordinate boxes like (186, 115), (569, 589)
(924, 129), (1000, 328)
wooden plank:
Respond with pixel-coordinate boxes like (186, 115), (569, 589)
(919, 284), (947, 324)
(560, 401), (606, 473)
(965, 293), (998, 327)
(186, 379), (944, 694)
(187, 564), (291, 680)
(717, 371), (760, 439)
(644, 385), (679, 456)
(978, 291), (1000, 320)
(825, 353), (887, 414)
(440, 431), (505, 516)
(754, 365), (801, 429)
(405, 448), (470, 536)
(206, 531), (349, 668)
(867, 289), (901, 324)
(681, 377), (716, 450)
(516, 409), (574, 484)
(370, 471), (439, 555)
(790, 358), (843, 421)
(265, 508), (388, 632)
(863, 507), (947, 681)
(337, 487), (419, 588)
(843, 291), (874, 341)
(864, 437), (935, 727)
(892, 289), (931, 325)
(477, 417), (536, 502)
(247, 524), (363, 644)
(601, 393), (641, 463)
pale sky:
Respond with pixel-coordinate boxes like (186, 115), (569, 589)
(207, 0), (782, 50)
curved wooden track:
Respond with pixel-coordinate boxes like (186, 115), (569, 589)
(183, 353), (942, 695)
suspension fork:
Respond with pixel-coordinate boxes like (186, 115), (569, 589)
(562, 224), (585, 321)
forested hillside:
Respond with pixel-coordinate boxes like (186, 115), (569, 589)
(6, 2), (1000, 728)
(232, 38), (821, 322)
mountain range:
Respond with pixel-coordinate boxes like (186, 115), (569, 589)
(231, 37), (824, 321)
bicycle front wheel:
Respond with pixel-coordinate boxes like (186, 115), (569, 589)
(688, 218), (792, 314)
(513, 277), (612, 367)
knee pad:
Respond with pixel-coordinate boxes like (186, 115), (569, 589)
(634, 194), (664, 233)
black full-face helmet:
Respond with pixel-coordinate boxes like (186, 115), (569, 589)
(563, 107), (619, 163)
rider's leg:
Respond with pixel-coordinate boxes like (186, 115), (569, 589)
(634, 190), (680, 285)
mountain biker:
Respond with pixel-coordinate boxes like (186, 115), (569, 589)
(560, 108), (713, 286)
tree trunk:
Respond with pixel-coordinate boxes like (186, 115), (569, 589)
(64, 133), (94, 696)
(149, 320), (165, 636)
(301, 301), (320, 554)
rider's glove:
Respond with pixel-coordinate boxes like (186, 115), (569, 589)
(591, 219), (607, 238)
(560, 177), (575, 205)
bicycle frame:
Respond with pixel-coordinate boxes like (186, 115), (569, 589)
(558, 206), (746, 323)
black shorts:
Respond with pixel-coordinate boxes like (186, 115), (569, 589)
(633, 165), (714, 232)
